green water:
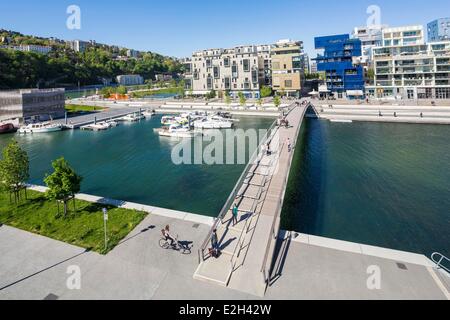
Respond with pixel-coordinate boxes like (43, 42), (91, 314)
(0, 115), (274, 216)
(282, 119), (450, 258)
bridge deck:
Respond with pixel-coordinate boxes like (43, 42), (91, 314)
(194, 104), (308, 296)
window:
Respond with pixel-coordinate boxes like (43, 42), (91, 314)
(243, 59), (250, 72)
(224, 57), (230, 67)
(213, 66), (220, 79)
(184, 79), (192, 90)
(284, 80), (292, 88)
(206, 59), (212, 68)
(232, 65), (238, 78)
(224, 77), (231, 89)
(251, 69), (258, 84)
(207, 76), (213, 90)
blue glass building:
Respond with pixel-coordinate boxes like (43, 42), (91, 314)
(427, 18), (450, 42)
(314, 34), (365, 96)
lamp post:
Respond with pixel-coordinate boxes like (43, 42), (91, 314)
(103, 208), (108, 252)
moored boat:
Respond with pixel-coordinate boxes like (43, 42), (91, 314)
(18, 122), (62, 134)
(0, 123), (17, 134)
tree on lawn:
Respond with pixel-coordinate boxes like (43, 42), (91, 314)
(225, 91), (232, 106)
(260, 86), (272, 98)
(0, 139), (29, 204)
(238, 92), (247, 107)
(273, 95), (281, 108)
(44, 157), (82, 217)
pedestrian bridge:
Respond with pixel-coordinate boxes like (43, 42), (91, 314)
(193, 101), (310, 296)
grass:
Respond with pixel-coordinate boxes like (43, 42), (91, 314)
(0, 189), (147, 254)
(65, 104), (107, 114)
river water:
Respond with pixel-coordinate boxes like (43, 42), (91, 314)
(282, 118), (450, 258)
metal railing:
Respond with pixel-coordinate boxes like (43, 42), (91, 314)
(197, 119), (279, 263)
(260, 102), (310, 286)
(431, 252), (450, 274)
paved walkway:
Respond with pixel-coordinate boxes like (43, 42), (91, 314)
(0, 222), (447, 300)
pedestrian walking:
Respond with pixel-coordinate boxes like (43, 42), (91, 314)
(210, 229), (219, 258)
(287, 138), (291, 153)
(232, 204), (239, 226)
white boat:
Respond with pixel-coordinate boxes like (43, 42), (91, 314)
(161, 116), (179, 126)
(18, 122), (62, 134)
(122, 113), (145, 122)
(193, 117), (234, 129)
(157, 124), (197, 138)
(142, 109), (154, 118)
(106, 120), (118, 127)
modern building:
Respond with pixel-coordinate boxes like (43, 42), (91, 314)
(366, 39), (450, 100)
(256, 44), (272, 86)
(116, 74), (144, 86)
(0, 88), (65, 123)
(67, 40), (89, 52)
(352, 25), (388, 66)
(127, 49), (139, 58)
(428, 18), (450, 42)
(0, 44), (52, 55)
(381, 25), (425, 46)
(314, 34), (365, 98)
(184, 45), (269, 98)
(271, 39), (304, 97)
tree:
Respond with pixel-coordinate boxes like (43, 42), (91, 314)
(0, 139), (29, 203)
(238, 92), (247, 107)
(225, 91), (232, 106)
(260, 86), (272, 98)
(44, 157), (82, 217)
(273, 95), (281, 108)
(207, 89), (216, 100)
(117, 85), (127, 95)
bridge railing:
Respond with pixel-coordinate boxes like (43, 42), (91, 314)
(260, 102), (310, 288)
(197, 119), (279, 263)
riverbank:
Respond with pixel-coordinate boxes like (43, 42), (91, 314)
(0, 189), (146, 254)
(313, 103), (450, 124)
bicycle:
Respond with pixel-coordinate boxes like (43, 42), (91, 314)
(159, 234), (192, 255)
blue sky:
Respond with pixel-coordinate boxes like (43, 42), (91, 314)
(1, 0), (449, 58)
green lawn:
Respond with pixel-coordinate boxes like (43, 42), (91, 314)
(0, 189), (147, 254)
(65, 104), (107, 114)
(130, 87), (182, 98)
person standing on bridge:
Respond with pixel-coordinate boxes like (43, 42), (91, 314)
(232, 204), (239, 226)
(287, 138), (292, 153)
(211, 229), (219, 258)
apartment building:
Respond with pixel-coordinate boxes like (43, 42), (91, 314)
(0, 44), (52, 55)
(67, 40), (89, 52)
(366, 40), (450, 99)
(0, 88), (65, 123)
(381, 25), (425, 46)
(116, 74), (144, 86)
(184, 45), (267, 98)
(271, 40), (304, 97)
(428, 18), (450, 42)
(314, 34), (365, 98)
(352, 25), (388, 66)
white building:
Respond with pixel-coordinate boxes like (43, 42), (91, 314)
(184, 44), (271, 98)
(67, 40), (89, 52)
(0, 44), (52, 55)
(366, 31), (450, 100)
(116, 74), (144, 86)
(352, 24), (388, 66)
(127, 49), (139, 58)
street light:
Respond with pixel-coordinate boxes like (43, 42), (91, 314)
(102, 208), (108, 252)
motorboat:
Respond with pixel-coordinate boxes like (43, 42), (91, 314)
(142, 109), (155, 118)
(18, 122), (62, 134)
(121, 113), (145, 122)
(193, 117), (234, 129)
(0, 123), (17, 134)
(157, 124), (197, 138)
(161, 116), (179, 126)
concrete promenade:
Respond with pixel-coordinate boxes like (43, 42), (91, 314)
(313, 103), (450, 125)
(0, 221), (448, 300)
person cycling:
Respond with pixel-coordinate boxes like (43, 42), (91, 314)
(163, 225), (175, 247)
